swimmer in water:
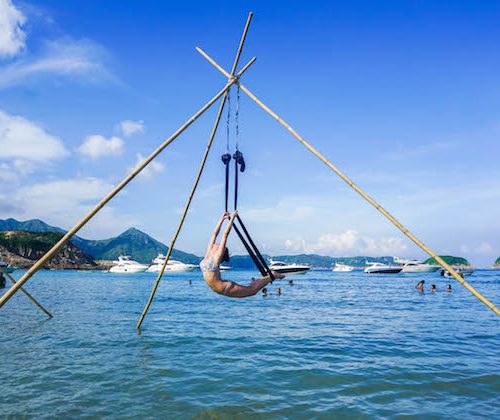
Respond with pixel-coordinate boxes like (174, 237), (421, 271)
(430, 284), (436, 292)
(200, 211), (285, 298)
(415, 280), (425, 292)
(262, 288), (268, 297)
(446, 284), (452, 292)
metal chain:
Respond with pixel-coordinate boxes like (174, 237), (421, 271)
(235, 84), (240, 150)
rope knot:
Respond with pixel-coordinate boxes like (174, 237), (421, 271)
(233, 150), (246, 172)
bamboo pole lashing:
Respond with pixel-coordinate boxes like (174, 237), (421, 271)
(0, 57), (256, 310)
(196, 47), (500, 317)
(136, 12), (255, 330)
(0, 267), (52, 318)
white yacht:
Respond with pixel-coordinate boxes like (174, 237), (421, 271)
(220, 265), (232, 271)
(109, 256), (149, 273)
(393, 257), (440, 273)
(269, 259), (310, 274)
(0, 261), (15, 274)
(146, 254), (197, 273)
(364, 262), (402, 274)
(441, 267), (474, 278)
(332, 262), (354, 272)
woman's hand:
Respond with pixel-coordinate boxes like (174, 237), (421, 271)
(221, 211), (230, 221)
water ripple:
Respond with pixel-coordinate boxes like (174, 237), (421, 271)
(1, 269), (499, 417)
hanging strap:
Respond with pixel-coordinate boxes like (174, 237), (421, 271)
(235, 215), (275, 282)
(233, 224), (266, 276)
(233, 150), (245, 209)
(221, 153), (231, 212)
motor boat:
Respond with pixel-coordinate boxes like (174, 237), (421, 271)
(440, 267), (474, 278)
(364, 262), (402, 274)
(393, 257), (439, 273)
(0, 260), (15, 274)
(268, 259), (310, 274)
(109, 256), (149, 273)
(146, 254), (197, 273)
(332, 262), (354, 272)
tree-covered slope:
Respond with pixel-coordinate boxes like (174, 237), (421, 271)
(0, 219), (200, 264)
(0, 218), (65, 234)
(423, 255), (470, 266)
(79, 228), (200, 264)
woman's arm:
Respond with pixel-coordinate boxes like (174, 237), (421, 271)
(217, 211), (238, 255)
(206, 212), (229, 255)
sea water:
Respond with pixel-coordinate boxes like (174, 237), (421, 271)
(1, 269), (499, 418)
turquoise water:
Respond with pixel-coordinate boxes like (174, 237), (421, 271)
(1, 269), (499, 418)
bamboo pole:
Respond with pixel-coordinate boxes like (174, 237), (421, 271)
(0, 58), (255, 310)
(196, 48), (500, 317)
(0, 267), (52, 318)
(136, 12), (255, 329)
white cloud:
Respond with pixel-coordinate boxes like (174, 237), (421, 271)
(116, 120), (144, 137)
(78, 134), (124, 159)
(0, 162), (18, 181)
(0, 0), (26, 58)
(0, 38), (112, 88)
(284, 229), (408, 256)
(244, 199), (316, 223)
(0, 108), (68, 162)
(460, 241), (494, 256)
(130, 153), (165, 180)
(5, 177), (136, 238)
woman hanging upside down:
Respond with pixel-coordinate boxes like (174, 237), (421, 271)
(200, 211), (285, 297)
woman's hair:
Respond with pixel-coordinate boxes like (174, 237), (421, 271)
(222, 247), (230, 263)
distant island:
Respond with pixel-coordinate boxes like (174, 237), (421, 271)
(493, 257), (500, 269)
(0, 218), (475, 271)
(423, 255), (471, 268)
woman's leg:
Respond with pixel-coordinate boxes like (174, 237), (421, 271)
(225, 275), (273, 298)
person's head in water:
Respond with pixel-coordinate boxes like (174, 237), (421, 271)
(262, 288), (268, 297)
(446, 284), (452, 292)
(276, 287), (281, 295)
(430, 284), (436, 292)
(415, 280), (425, 292)
(288, 280), (294, 286)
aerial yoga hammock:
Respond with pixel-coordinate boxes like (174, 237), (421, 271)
(200, 87), (285, 297)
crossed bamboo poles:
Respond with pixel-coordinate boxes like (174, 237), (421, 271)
(1, 12), (498, 325)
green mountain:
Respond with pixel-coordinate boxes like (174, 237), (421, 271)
(0, 218), (65, 234)
(0, 218), (199, 264)
(423, 255), (470, 266)
(494, 257), (500, 267)
(78, 228), (200, 264)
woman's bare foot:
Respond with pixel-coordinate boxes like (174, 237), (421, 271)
(271, 271), (286, 280)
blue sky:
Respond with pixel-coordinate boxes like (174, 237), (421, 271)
(0, 0), (499, 266)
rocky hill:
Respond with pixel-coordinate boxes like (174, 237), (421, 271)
(493, 257), (500, 269)
(0, 218), (200, 264)
(0, 231), (97, 270)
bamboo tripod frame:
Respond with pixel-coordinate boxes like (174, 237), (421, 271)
(136, 13), (255, 330)
(0, 266), (52, 318)
(0, 56), (254, 310)
(195, 48), (499, 318)
(1, 12), (498, 322)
